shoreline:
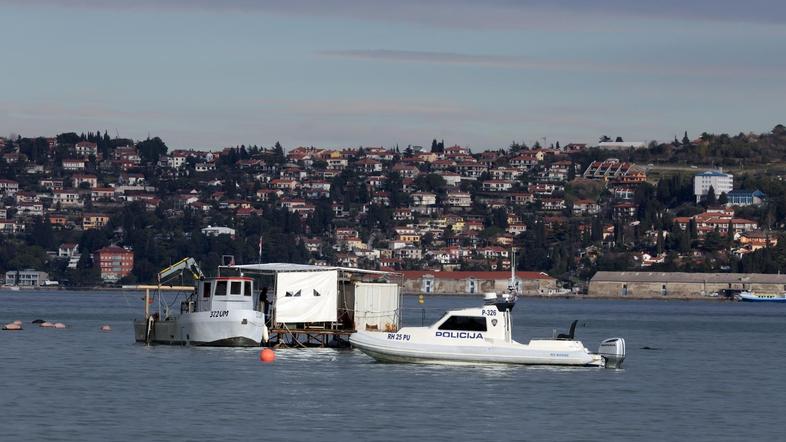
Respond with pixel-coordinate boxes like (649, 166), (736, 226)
(401, 293), (731, 302)
(0, 287), (732, 302)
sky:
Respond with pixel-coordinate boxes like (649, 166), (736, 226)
(1, 0), (785, 151)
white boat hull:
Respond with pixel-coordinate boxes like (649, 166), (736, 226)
(736, 293), (786, 302)
(350, 331), (603, 367)
(134, 310), (267, 347)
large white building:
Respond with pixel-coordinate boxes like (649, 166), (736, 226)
(5, 269), (49, 287)
(694, 170), (733, 202)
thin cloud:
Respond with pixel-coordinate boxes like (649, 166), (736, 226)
(3, 0), (786, 27)
(269, 98), (472, 118)
(318, 49), (786, 78)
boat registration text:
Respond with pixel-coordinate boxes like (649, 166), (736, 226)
(387, 333), (411, 341)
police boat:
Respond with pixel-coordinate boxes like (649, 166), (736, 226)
(350, 282), (625, 368)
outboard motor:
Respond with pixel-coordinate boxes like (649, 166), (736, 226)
(598, 338), (626, 369)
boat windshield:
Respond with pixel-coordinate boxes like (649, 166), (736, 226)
(438, 315), (487, 332)
(215, 281), (228, 296)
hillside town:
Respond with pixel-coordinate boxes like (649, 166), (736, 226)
(2, 126), (786, 293)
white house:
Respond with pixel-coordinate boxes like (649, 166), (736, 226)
(62, 159), (86, 171)
(52, 189), (83, 208)
(201, 225), (236, 237)
(0, 179), (19, 195)
(411, 192), (436, 207)
(5, 269), (49, 287)
(446, 191), (472, 208)
(75, 141), (98, 157)
(481, 180), (514, 192)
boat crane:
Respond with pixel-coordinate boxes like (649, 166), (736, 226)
(157, 257), (205, 285)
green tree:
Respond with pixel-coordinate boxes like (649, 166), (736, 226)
(271, 141), (285, 165)
(29, 217), (55, 250)
(705, 186), (716, 205)
(137, 137), (168, 164)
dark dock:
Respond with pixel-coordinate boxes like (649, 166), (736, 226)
(267, 327), (355, 348)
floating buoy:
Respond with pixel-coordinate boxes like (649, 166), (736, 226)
(100, 324), (112, 332)
(32, 319), (46, 324)
(259, 348), (276, 363)
(3, 323), (22, 331)
(40, 322), (55, 328)
(53, 323), (66, 329)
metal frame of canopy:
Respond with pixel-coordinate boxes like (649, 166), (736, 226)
(122, 284), (194, 329)
(221, 263), (396, 276)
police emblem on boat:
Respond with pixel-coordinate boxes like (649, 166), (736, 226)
(491, 319), (498, 326)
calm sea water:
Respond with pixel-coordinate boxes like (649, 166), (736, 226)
(1, 290), (785, 441)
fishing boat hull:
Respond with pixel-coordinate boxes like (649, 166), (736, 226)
(350, 331), (607, 367)
(134, 310), (267, 347)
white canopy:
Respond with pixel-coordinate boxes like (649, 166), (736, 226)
(274, 270), (338, 323)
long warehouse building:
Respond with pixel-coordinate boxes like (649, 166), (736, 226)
(588, 271), (786, 298)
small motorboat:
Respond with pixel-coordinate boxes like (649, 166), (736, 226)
(736, 291), (786, 303)
(350, 267), (625, 368)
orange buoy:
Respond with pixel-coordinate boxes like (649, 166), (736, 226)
(54, 323), (66, 329)
(3, 323), (22, 331)
(259, 348), (276, 363)
(100, 324), (112, 332)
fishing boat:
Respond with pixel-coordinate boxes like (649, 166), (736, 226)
(350, 259), (626, 368)
(736, 291), (786, 303)
(133, 258), (268, 347)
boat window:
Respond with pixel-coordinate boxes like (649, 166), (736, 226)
(215, 281), (227, 296)
(230, 281), (242, 296)
(243, 281), (252, 296)
(202, 282), (212, 298)
(438, 315), (487, 332)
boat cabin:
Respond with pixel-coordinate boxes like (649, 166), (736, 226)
(191, 277), (257, 312)
(431, 307), (510, 342)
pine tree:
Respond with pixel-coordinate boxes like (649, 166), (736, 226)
(706, 186), (717, 205)
(272, 141), (285, 165)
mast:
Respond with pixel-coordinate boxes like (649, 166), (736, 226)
(508, 247), (517, 294)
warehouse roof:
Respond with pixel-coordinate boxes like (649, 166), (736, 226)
(402, 271), (554, 280)
(591, 271), (786, 284)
